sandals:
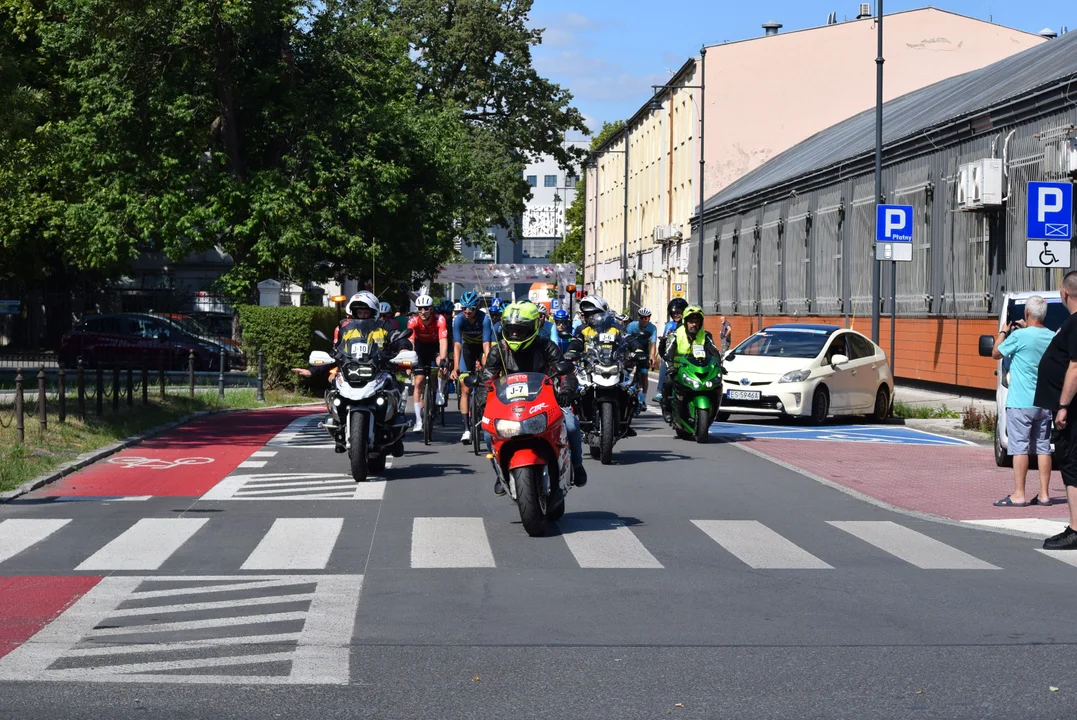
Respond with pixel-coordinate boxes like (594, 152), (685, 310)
(994, 495), (1032, 507)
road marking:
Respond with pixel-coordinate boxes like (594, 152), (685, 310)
(250, 451), (278, 458)
(0, 519), (71, 564)
(964, 518), (1068, 537)
(0, 575), (361, 685)
(558, 518), (664, 569)
(411, 517), (496, 568)
(75, 519), (207, 570)
(236, 460), (267, 469)
(241, 518), (344, 570)
(691, 520), (832, 569)
(107, 592), (316, 617)
(710, 422), (975, 446)
(265, 414), (335, 449)
(200, 473), (385, 500)
(111, 496), (152, 502)
(828, 521), (998, 569)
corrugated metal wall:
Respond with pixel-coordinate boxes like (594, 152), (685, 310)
(690, 106), (1077, 320)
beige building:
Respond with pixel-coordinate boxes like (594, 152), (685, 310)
(583, 7), (1046, 316)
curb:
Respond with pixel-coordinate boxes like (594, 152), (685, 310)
(0, 402), (321, 504)
(904, 418), (992, 444)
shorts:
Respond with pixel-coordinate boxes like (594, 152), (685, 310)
(458, 344), (485, 376)
(1055, 419), (1077, 487)
(1006, 407), (1052, 456)
(412, 342), (441, 375)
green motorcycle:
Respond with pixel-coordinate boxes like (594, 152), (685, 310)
(666, 354), (723, 443)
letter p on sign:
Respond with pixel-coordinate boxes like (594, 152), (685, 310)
(1038, 187), (1064, 222)
(885, 209), (906, 237)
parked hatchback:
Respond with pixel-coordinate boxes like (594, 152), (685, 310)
(60, 313), (234, 371)
(720, 324), (894, 424)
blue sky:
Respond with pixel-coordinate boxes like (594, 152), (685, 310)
(530, 0), (1075, 137)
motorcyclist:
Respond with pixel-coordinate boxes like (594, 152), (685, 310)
(407, 294), (449, 433)
(452, 291), (493, 443)
(481, 301), (587, 495)
(567, 296), (636, 437)
(552, 309), (573, 352)
(655, 297), (688, 404)
(660, 304), (722, 416)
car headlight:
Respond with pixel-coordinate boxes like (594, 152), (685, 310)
(778, 369), (811, 383)
(495, 414), (547, 437)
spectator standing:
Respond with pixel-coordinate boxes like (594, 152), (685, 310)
(719, 316), (733, 353)
(991, 295), (1054, 507)
(1036, 274), (1077, 550)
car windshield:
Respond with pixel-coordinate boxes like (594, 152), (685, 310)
(163, 315), (213, 338)
(732, 329), (832, 359)
(1007, 298), (1067, 332)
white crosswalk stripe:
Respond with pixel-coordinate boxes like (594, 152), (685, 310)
(411, 517), (496, 568)
(241, 518), (344, 570)
(692, 520), (832, 569)
(828, 521), (999, 570)
(200, 473), (386, 500)
(265, 414), (334, 449)
(558, 518), (664, 569)
(76, 518), (208, 571)
(0, 519), (71, 564)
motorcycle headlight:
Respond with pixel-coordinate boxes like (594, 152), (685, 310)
(495, 414), (547, 438)
(778, 369), (811, 383)
(596, 364), (619, 375)
(684, 375), (701, 389)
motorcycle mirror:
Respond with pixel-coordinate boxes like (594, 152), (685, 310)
(392, 328), (413, 342)
(313, 330), (329, 342)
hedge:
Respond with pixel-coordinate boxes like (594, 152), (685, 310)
(237, 306), (339, 388)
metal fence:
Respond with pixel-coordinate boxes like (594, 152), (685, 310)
(692, 105), (1077, 319)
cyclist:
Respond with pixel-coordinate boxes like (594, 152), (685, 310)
(625, 307), (658, 412)
(452, 302), (463, 324)
(655, 297), (688, 404)
(481, 301), (587, 495)
(451, 291), (493, 443)
(538, 304), (556, 344)
(488, 298), (505, 337)
(378, 301), (400, 332)
(552, 309), (573, 352)
(407, 295), (449, 434)
(659, 304), (721, 416)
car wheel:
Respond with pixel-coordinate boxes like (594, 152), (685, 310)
(810, 386), (829, 426)
(870, 386), (890, 423)
(994, 423), (1013, 468)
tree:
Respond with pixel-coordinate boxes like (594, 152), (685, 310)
(551, 121), (625, 281)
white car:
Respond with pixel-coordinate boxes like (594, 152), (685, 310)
(976, 290), (1067, 467)
(720, 324), (894, 423)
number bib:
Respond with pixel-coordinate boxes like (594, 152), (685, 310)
(352, 343), (370, 359)
(692, 344), (706, 359)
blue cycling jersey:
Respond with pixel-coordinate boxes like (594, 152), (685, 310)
(453, 310), (493, 345)
(626, 321), (658, 346)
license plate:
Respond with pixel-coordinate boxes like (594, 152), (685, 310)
(727, 389), (760, 401)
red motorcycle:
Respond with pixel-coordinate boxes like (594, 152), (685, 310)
(474, 370), (575, 537)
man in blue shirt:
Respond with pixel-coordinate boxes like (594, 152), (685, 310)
(655, 297), (688, 404)
(452, 292), (493, 443)
(993, 294), (1055, 507)
(626, 308), (658, 412)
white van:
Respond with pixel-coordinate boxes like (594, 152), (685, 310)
(977, 290), (1067, 467)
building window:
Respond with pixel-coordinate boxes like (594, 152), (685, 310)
(526, 175), (537, 187)
(544, 175), (557, 187)
(565, 174), (578, 189)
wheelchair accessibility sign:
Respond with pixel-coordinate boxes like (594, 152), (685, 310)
(1026, 240), (1070, 269)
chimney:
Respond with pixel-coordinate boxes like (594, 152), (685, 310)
(856, 2), (872, 20)
(762, 20), (782, 36)
(1038, 27), (1059, 39)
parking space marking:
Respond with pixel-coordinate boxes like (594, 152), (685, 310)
(710, 422), (975, 446)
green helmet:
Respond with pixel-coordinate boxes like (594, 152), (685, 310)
(683, 304), (705, 325)
(501, 302), (541, 352)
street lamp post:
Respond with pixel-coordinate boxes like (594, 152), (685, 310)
(871, 1), (884, 344)
(647, 46), (706, 307)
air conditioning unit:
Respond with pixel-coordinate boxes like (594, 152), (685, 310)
(956, 165), (970, 209)
(652, 224), (670, 243)
(958, 159), (1003, 210)
(858, 3), (872, 19)
(669, 223), (683, 239)
(1067, 137), (1077, 177)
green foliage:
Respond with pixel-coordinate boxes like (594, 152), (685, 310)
(892, 401), (960, 420)
(237, 305), (338, 388)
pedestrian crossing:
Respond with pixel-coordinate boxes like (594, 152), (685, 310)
(0, 515), (1064, 574)
(265, 414), (334, 449)
(200, 473), (387, 501)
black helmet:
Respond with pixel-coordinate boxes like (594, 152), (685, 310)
(667, 297), (689, 317)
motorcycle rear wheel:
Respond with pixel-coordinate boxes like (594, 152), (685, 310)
(512, 465), (548, 537)
(599, 403), (615, 465)
(349, 413), (368, 483)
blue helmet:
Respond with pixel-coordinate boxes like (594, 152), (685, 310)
(553, 309), (569, 321)
(489, 298), (504, 314)
(460, 291), (480, 309)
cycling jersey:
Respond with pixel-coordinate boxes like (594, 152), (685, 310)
(334, 319), (389, 358)
(453, 311), (493, 346)
(626, 321), (658, 347)
(408, 313), (448, 345)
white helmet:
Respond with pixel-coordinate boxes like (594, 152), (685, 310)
(578, 296), (608, 316)
(347, 291), (379, 318)
(453, 302), (462, 312)
(415, 294), (434, 308)
(378, 301), (392, 315)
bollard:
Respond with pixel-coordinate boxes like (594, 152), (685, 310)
(159, 350), (166, 400)
(37, 366), (47, 433)
(112, 366), (119, 411)
(141, 363), (148, 406)
(14, 368), (24, 444)
(126, 366), (133, 407)
(58, 367), (66, 424)
(218, 346), (225, 400)
(188, 351), (195, 399)
(95, 366), (103, 416)
(77, 359), (85, 420)
(256, 349), (265, 402)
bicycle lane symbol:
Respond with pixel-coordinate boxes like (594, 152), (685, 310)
(107, 456), (216, 471)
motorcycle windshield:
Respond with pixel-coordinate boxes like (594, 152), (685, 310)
(493, 373), (548, 404)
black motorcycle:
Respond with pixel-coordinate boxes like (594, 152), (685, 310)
(570, 338), (637, 465)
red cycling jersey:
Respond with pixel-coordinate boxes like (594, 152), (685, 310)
(408, 313), (448, 344)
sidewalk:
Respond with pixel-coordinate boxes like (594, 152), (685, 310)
(894, 382), (994, 416)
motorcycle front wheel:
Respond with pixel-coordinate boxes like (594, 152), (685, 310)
(512, 465), (548, 537)
(695, 407), (711, 444)
(599, 403), (615, 465)
(349, 413), (368, 483)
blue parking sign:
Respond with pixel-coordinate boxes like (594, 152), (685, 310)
(1027, 182), (1072, 240)
(875, 205), (913, 242)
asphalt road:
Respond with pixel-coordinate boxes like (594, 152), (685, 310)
(1, 405), (1076, 719)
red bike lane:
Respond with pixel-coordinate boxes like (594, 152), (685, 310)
(26, 405), (320, 499)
